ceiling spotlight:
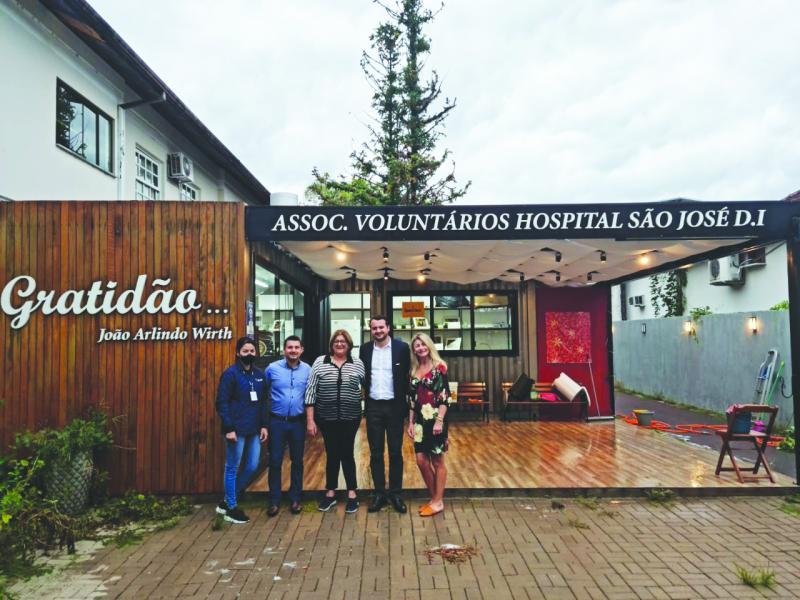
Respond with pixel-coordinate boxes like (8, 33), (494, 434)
(600, 250), (607, 263)
(638, 253), (651, 266)
(417, 273), (427, 284)
(587, 270), (599, 282)
(383, 267), (390, 280)
(382, 247), (389, 262)
(335, 250), (347, 262)
(555, 272), (561, 282)
(519, 273), (525, 282)
(540, 247), (562, 263)
(424, 251), (430, 261)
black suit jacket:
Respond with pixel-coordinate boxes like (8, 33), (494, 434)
(359, 337), (411, 412)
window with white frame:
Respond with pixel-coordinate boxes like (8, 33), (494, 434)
(135, 150), (161, 200)
(180, 182), (199, 201)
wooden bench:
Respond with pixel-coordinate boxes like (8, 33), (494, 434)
(501, 374), (589, 421)
(450, 382), (490, 422)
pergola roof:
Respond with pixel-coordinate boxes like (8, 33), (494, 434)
(247, 200), (800, 286)
(281, 238), (749, 286)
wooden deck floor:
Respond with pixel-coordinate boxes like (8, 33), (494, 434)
(249, 419), (796, 492)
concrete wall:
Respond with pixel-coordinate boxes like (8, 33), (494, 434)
(613, 310), (794, 426)
(612, 243), (788, 320)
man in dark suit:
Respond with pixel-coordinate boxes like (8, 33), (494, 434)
(359, 315), (411, 513)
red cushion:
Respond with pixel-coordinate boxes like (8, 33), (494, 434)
(538, 392), (559, 402)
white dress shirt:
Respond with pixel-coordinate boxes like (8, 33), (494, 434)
(370, 340), (394, 400)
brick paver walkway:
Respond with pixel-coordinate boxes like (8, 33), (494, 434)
(12, 496), (800, 599)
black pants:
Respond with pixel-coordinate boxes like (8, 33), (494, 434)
(317, 418), (360, 491)
(365, 400), (404, 496)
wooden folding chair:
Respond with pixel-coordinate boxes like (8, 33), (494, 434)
(714, 404), (778, 483)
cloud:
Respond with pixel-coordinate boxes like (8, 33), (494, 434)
(90, 0), (800, 204)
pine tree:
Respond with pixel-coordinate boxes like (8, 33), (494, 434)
(307, 0), (469, 206)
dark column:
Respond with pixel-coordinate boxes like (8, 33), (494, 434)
(787, 217), (800, 484)
(606, 284), (616, 418)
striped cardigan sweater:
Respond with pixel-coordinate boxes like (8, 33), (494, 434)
(304, 355), (365, 421)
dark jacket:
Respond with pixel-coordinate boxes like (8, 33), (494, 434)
(359, 336), (411, 414)
(215, 363), (269, 436)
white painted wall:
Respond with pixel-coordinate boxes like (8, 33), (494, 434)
(0, 0), (121, 200)
(0, 0), (262, 204)
(612, 242), (788, 320)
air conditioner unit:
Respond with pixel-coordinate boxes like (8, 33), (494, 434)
(167, 152), (194, 182)
(628, 295), (645, 308)
(738, 247), (766, 269)
(708, 256), (743, 286)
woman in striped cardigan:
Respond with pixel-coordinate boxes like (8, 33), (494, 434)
(305, 329), (366, 513)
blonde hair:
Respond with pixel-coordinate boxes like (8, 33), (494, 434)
(410, 332), (446, 374)
(329, 329), (354, 356)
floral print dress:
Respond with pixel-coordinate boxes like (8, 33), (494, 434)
(410, 363), (452, 455)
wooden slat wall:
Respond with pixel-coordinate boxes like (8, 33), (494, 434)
(0, 201), (248, 494)
(323, 278), (538, 410)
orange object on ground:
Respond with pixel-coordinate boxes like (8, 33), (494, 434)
(616, 413), (784, 447)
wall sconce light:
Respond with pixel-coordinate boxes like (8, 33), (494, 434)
(683, 320), (694, 334)
(555, 272), (561, 282)
(519, 273), (525, 282)
(555, 251), (562, 263)
(417, 268), (430, 284)
(641, 323), (646, 335)
(638, 253), (652, 266)
(382, 247), (389, 262)
(587, 270), (599, 282)
(749, 315), (758, 334)
(599, 250), (607, 263)
(383, 268), (390, 281)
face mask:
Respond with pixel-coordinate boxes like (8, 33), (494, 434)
(239, 354), (256, 366)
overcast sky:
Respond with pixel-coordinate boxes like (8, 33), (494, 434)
(91, 0), (800, 205)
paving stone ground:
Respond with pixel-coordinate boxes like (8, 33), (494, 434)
(11, 496), (800, 599)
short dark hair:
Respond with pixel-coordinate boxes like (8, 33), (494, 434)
(369, 315), (389, 327)
(236, 336), (256, 353)
(284, 335), (303, 347)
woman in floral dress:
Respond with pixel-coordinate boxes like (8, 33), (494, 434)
(407, 333), (452, 516)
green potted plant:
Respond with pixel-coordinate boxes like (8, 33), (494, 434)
(15, 410), (113, 515)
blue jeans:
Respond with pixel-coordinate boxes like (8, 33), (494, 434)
(224, 434), (261, 509)
(268, 420), (306, 504)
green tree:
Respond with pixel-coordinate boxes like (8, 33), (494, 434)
(308, 0), (469, 206)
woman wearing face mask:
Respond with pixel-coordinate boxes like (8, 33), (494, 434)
(305, 329), (365, 514)
(214, 336), (269, 524)
(407, 333), (451, 517)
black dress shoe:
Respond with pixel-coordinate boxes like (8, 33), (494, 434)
(267, 505), (280, 517)
(289, 502), (302, 514)
(367, 494), (388, 513)
(389, 495), (407, 514)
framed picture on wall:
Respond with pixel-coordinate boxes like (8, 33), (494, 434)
(412, 317), (429, 329)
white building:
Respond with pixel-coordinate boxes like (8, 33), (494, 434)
(612, 241), (789, 321)
(0, 0), (268, 204)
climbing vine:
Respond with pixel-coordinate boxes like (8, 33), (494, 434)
(648, 269), (686, 317)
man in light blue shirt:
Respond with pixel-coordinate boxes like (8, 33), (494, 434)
(265, 335), (311, 516)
